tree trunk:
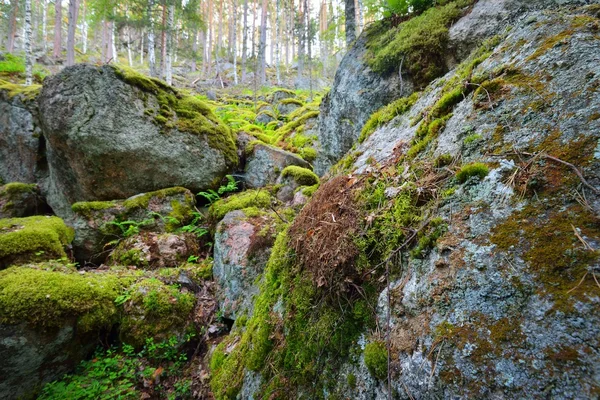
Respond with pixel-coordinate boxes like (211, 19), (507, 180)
(54, 0), (62, 58)
(66, 0), (80, 66)
(241, 0), (248, 82)
(297, 1), (305, 81)
(111, 20), (117, 62)
(160, 0), (167, 79)
(345, 0), (356, 47)
(275, 0), (281, 85)
(305, 0), (312, 95)
(232, 0), (238, 84)
(24, 0), (33, 85)
(206, 0), (213, 78)
(251, 0), (257, 57)
(147, 0), (156, 76)
(82, 0), (88, 54)
(140, 32), (144, 65)
(356, 0), (363, 35)
(42, 0), (48, 52)
(165, 2), (174, 85)
(6, 0), (19, 53)
(257, 0), (268, 84)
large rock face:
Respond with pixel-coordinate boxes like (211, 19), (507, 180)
(314, 33), (412, 175)
(0, 86), (43, 184)
(334, 6), (600, 399)
(315, 0), (596, 176)
(38, 65), (236, 218)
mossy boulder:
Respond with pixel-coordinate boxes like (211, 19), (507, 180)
(0, 216), (74, 269)
(0, 183), (49, 218)
(108, 232), (200, 269)
(70, 187), (196, 264)
(38, 64), (237, 218)
(244, 143), (311, 188)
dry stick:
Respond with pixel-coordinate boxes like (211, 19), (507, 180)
(399, 55), (405, 95)
(429, 341), (444, 385)
(465, 82), (494, 110)
(386, 256), (392, 400)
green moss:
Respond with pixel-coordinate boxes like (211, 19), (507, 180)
(366, 0), (475, 86)
(112, 65), (237, 166)
(275, 110), (320, 139)
(120, 278), (195, 346)
(347, 373), (357, 389)
(208, 190), (272, 221)
(0, 266), (128, 331)
(122, 187), (190, 211)
(299, 147), (317, 162)
(360, 92), (420, 143)
(410, 218), (448, 259)
(463, 133), (482, 145)
(279, 98), (304, 106)
(281, 166), (320, 186)
(302, 184), (320, 197)
(71, 200), (117, 218)
(434, 153), (453, 168)
(114, 248), (148, 268)
(0, 216), (75, 265)
(0, 79), (41, 101)
(364, 341), (388, 380)
(455, 162), (489, 183)
(0, 182), (37, 195)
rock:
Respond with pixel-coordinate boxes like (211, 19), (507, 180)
(275, 166), (320, 203)
(255, 111), (276, 125)
(69, 187), (196, 265)
(38, 64), (236, 218)
(245, 143), (311, 188)
(270, 89), (296, 103)
(0, 84), (43, 184)
(206, 90), (217, 101)
(108, 232), (200, 269)
(213, 210), (276, 319)
(315, 32), (414, 175)
(236, 132), (255, 169)
(0, 322), (96, 400)
(0, 183), (49, 218)
(0, 216), (74, 269)
(276, 101), (301, 116)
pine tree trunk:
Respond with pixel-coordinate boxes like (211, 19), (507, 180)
(232, 0), (238, 84)
(147, 0), (156, 76)
(207, 0), (213, 78)
(305, 0), (312, 94)
(24, 0), (33, 85)
(251, 0), (257, 57)
(111, 20), (117, 62)
(54, 0), (62, 58)
(297, 2), (305, 82)
(257, 0), (268, 84)
(345, 0), (356, 47)
(6, 0), (19, 53)
(356, 0), (363, 35)
(165, 2), (174, 85)
(66, 0), (80, 66)
(191, 31), (198, 72)
(241, 0), (248, 82)
(140, 32), (144, 65)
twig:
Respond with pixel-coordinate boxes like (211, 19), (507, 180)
(429, 341), (444, 385)
(399, 56), (405, 95)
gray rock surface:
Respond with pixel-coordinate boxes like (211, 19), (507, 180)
(0, 322), (95, 400)
(213, 210), (275, 319)
(244, 143), (311, 188)
(0, 183), (49, 218)
(38, 64), (233, 218)
(0, 88), (43, 184)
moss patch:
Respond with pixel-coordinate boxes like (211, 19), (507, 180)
(0, 266), (128, 331)
(455, 162), (489, 183)
(208, 190), (272, 222)
(0, 216), (75, 267)
(360, 92), (420, 143)
(281, 166), (320, 186)
(364, 341), (388, 380)
(0, 79), (41, 101)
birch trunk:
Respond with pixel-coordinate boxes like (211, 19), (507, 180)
(25, 0), (33, 85)
(160, 0), (167, 79)
(165, 2), (174, 85)
(42, 0), (48, 52)
(257, 0), (267, 84)
(275, 0), (281, 85)
(241, 0), (248, 82)
(82, 0), (88, 54)
(147, 0), (156, 76)
(53, 0), (62, 58)
(232, 0), (238, 84)
(66, 0), (79, 66)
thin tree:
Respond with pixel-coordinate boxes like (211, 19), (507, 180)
(257, 0), (267, 84)
(42, 0), (48, 52)
(81, 0), (88, 54)
(297, 1), (305, 82)
(24, 0), (33, 84)
(345, 0), (356, 46)
(232, 0), (238, 84)
(275, 0), (281, 85)
(54, 0), (62, 58)
(147, 0), (156, 76)
(6, 0), (19, 53)
(66, 0), (80, 66)
(241, 0), (248, 82)
(165, 1), (174, 84)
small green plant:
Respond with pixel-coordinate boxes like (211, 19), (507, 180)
(177, 211), (208, 238)
(456, 162), (489, 183)
(198, 175), (238, 204)
(106, 218), (155, 239)
(187, 255), (199, 263)
(115, 290), (132, 306)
